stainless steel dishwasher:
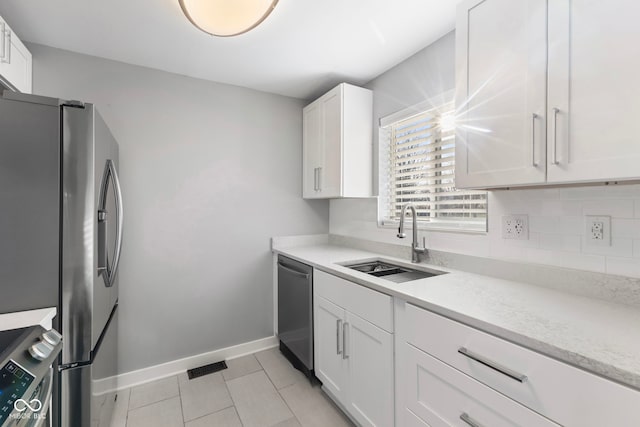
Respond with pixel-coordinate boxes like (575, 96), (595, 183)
(277, 255), (313, 379)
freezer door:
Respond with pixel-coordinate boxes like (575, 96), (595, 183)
(59, 305), (119, 427)
(0, 96), (60, 313)
(61, 105), (121, 365)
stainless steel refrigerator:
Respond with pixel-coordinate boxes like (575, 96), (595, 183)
(0, 91), (124, 426)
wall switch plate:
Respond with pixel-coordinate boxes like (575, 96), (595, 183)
(502, 214), (529, 240)
(585, 215), (611, 246)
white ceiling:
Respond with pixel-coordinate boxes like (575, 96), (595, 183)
(0, 0), (459, 99)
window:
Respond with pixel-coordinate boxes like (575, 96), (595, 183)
(378, 98), (487, 232)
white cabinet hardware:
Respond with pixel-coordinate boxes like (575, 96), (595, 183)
(336, 319), (342, 355)
(341, 322), (348, 359)
(550, 107), (560, 165)
(457, 347), (527, 383)
(531, 113), (538, 167)
(460, 412), (485, 427)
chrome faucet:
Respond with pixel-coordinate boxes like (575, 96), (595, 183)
(397, 204), (427, 263)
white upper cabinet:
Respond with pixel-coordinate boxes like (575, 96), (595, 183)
(456, 0), (547, 189)
(547, 0), (640, 184)
(455, 0), (640, 189)
(302, 83), (373, 199)
(0, 14), (32, 94)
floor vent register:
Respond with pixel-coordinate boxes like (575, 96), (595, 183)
(187, 360), (228, 380)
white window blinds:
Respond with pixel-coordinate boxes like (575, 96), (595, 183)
(378, 100), (487, 232)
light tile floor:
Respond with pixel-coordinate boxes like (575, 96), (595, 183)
(111, 348), (355, 427)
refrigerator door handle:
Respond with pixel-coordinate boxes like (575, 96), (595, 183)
(97, 159), (123, 287)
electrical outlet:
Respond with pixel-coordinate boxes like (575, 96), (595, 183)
(585, 215), (611, 246)
(502, 214), (529, 240)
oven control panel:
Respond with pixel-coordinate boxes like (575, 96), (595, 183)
(0, 360), (35, 424)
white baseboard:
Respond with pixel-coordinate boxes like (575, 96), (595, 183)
(94, 336), (278, 395)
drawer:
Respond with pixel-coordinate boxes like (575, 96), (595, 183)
(405, 303), (640, 427)
(315, 270), (393, 332)
(402, 343), (559, 427)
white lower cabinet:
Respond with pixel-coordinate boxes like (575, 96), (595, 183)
(345, 312), (394, 427)
(313, 273), (640, 427)
(314, 271), (394, 427)
(315, 296), (348, 402)
(396, 300), (640, 427)
(403, 343), (558, 427)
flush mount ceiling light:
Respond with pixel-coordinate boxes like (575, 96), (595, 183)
(179, 0), (279, 37)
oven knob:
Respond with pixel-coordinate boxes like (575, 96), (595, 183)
(42, 329), (62, 346)
(29, 341), (53, 361)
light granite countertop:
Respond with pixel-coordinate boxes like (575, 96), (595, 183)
(272, 240), (640, 392)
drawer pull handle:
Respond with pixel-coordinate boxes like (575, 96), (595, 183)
(460, 412), (484, 427)
(458, 347), (527, 383)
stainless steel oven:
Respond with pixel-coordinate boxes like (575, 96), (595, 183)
(0, 326), (62, 427)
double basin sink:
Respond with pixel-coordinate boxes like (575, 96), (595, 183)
(343, 260), (446, 283)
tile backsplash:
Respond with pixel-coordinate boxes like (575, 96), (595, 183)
(330, 183), (640, 278)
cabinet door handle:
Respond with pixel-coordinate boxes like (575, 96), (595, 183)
(342, 322), (349, 359)
(458, 347), (527, 383)
(551, 107), (560, 165)
(531, 113), (538, 167)
(317, 167), (322, 192)
(2, 28), (10, 65)
(313, 167), (319, 191)
(460, 413), (485, 427)
(336, 319), (342, 355)
(0, 23), (5, 62)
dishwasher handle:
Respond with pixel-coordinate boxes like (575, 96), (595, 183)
(278, 262), (311, 279)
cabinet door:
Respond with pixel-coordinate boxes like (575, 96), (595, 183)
(0, 18), (32, 94)
(314, 296), (348, 403)
(455, 0), (547, 189)
(345, 312), (393, 427)
(302, 101), (322, 198)
(547, 0), (640, 183)
(318, 86), (342, 197)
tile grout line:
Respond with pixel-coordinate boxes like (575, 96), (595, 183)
(276, 381), (304, 427)
(126, 390), (181, 412)
(123, 387), (131, 427)
(182, 404), (240, 426)
(221, 369), (245, 427)
(177, 375), (185, 427)
(183, 372), (236, 425)
(259, 348), (308, 427)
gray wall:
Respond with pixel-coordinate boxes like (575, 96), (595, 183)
(367, 31), (455, 195)
(28, 43), (329, 373)
(330, 31), (456, 242)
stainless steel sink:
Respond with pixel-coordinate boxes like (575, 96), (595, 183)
(344, 260), (446, 283)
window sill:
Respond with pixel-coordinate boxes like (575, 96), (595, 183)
(377, 220), (487, 235)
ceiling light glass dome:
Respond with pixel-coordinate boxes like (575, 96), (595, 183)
(179, 0), (279, 37)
